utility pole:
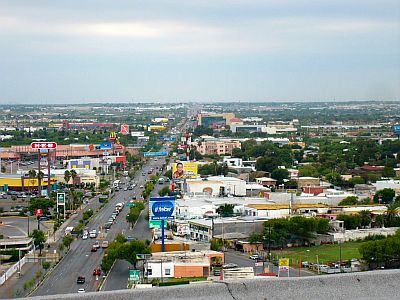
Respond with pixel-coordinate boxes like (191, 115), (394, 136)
(47, 149), (51, 196)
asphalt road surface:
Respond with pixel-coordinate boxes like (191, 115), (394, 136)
(32, 155), (167, 296)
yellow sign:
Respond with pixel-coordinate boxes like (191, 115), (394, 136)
(172, 162), (198, 179)
(279, 258), (289, 271)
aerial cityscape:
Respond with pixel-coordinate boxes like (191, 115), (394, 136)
(0, 1), (400, 300)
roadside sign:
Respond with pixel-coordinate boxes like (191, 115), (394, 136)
(34, 208), (43, 216)
(279, 258), (290, 271)
(287, 189), (297, 194)
(57, 193), (66, 205)
(255, 262), (263, 267)
(149, 197), (175, 221)
(129, 269), (140, 282)
(100, 142), (112, 150)
(121, 124), (129, 135)
(31, 142), (57, 149)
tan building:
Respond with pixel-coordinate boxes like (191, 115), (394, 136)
(196, 140), (241, 156)
(197, 113), (236, 128)
(297, 177), (320, 188)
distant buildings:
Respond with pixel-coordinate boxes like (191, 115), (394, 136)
(196, 139), (241, 156)
(197, 113), (235, 128)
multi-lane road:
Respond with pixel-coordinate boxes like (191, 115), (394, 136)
(32, 156), (167, 296)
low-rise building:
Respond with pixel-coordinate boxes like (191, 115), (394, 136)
(297, 177), (320, 188)
(146, 250), (224, 279)
(196, 140), (241, 156)
(255, 177), (277, 188)
(186, 176), (247, 197)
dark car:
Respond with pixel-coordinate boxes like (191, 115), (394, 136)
(77, 276), (85, 284)
(91, 246), (98, 252)
(93, 268), (101, 276)
(39, 216), (50, 221)
(104, 222), (112, 229)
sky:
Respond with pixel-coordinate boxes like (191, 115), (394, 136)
(0, 0), (399, 104)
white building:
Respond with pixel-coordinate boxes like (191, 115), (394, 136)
(373, 180), (400, 193)
(186, 176), (247, 197)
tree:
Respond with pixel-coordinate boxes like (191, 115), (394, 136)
(70, 170), (77, 186)
(325, 172), (343, 186)
(248, 233), (264, 251)
(289, 216), (316, 246)
(383, 166), (396, 178)
(271, 168), (289, 185)
(264, 218), (290, 248)
(298, 165), (320, 177)
(216, 204), (235, 217)
(62, 235), (74, 250)
(348, 176), (365, 186)
(315, 218), (330, 234)
(358, 210), (372, 228)
(338, 196), (359, 206)
(158, 186), (172, 197)
(31, 229), (45, 255)
(374, 188), (396, 204)
(28, 169), (37, 191)
(256, 156), (279, 173)
(336, 214), (361, 230)
(64, 170), (71, 186)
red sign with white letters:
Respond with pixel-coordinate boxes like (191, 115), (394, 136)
(31, 142), (57, 149)
(35, 209), (43, 216)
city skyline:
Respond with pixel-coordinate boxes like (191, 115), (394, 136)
(0, 0), (399, 104)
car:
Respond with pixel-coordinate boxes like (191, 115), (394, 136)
(104, 222), (112, 229)
(82, 234), (88, 240)
(102, 241), (109, 248)
(128, 186), (133, 190)
(124, 187), (128, 191)
(91, 246), (98, 252)
(77, 288), (85, 293)
(249, 254), (259, 260)
(93, 268), (101, 276)
(89, 230), (97, 238)
(126, 236), (137, 241)
(77, 276), (85, 284)
(38, 216), (50, 221)
(93, 241), (100, 248)
(139, 185), (144, 188)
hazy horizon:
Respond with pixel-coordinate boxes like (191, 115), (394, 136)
(0, 0), (399, 104)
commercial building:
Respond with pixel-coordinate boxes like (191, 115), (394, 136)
(195, 140), (241, 156)
(186, 176), (247, 197)
(145, 250), (224, 279)
(0, 174), (56, 192)
(51, 168), (100, 187)
(197, 113), (236, 128)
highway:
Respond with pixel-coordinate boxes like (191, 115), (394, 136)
(32, 155), (167, 296)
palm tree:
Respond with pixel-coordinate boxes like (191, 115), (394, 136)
(70, 170), (77, 187)
(28, 169), (37, 192)
(64, 170), (71, 187)
(37, 171), (44, 197)
(385, 203), (399, 227)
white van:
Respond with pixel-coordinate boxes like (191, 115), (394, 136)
(65, 227), (74, 236)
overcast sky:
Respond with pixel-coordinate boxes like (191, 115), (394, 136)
(0, 0), (399, 104)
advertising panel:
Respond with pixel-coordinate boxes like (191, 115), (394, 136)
(121, 124), (129, 135)
(279, 258), (290, 271)
(149, 197), (175, 221)
(394, 125), (400, 135)
(143, 151), (168, 157)
(160, 136), (177, 141)
(100, 142), (113, 150)
(172, 162), (198, 179)
(57, 193), (66, 205)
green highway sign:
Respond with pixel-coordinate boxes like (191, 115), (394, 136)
(129, 269), (140, 282)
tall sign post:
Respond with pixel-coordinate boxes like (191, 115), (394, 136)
(31, 142), (57, 198)
(149, 197), (175, 252)
(57, 192), (66, 220)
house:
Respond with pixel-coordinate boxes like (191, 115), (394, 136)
(255, 177), (277, 188)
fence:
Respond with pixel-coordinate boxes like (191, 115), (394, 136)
(0, 255), (26, 285)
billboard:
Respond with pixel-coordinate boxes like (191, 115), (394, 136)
(394, 125), (400, 135)
(160, 136), (177, 142)
(172, 162), (198, 179)
(57, 193), (66, 205)
(149, 197), (175, 221)
(100, 142), (113, 150)
(279, 258), (289, 271)
(121, 124), (129, 135)
(143, 151), (168, 157)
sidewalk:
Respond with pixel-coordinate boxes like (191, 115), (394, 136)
(0, 260), (41, 299)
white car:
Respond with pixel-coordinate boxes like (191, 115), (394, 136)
(78, 288), (85, 293)
(249, 254), (259, 260)
(82, 234), (88, 240)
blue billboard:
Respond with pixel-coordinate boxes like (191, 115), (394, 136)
(149, 197), (175, 221)
(160, 136), (177, 142)
(143, 151), (168, 157)
(394, 125), (400, 135)
(100, 142), (113, 150)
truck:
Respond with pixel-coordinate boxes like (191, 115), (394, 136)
(65, 226), (74, 236)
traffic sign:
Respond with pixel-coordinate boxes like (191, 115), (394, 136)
(129, 269), (140, 282)
(34, 208), (43, 216)
(31, 142), (57, 149)
(57, 193), (66, 205)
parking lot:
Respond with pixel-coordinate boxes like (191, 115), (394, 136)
(0, 216), (53, 238)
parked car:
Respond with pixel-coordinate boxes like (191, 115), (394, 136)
(93, 241), (100, 248)
(249, 254), (259, 260)
(102, 241), (109, 248)
(93, 268), (101, 276)
(82, 233), (88, 240)
(78, 288), (85, 293)
(77, 276), (85, 284)
(104, 222), (112, 229)
(91, 246), (98, 252)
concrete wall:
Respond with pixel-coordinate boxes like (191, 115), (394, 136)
(22, 269), (400, 300)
